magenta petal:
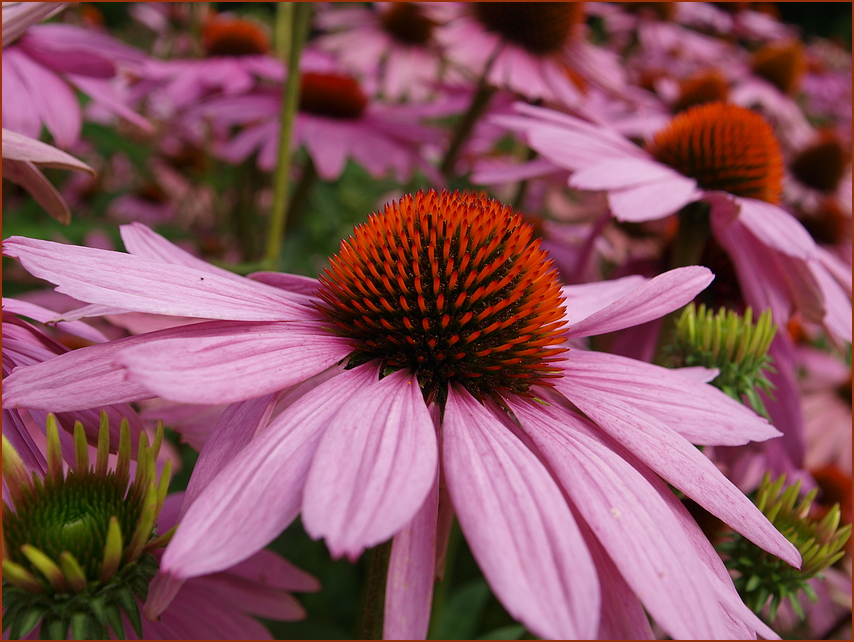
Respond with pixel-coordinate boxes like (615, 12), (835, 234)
(734, 197), (816, 261)
(554, 370), (801, 568)
(1, 159), (72, 224)
(2, 297), (108, 343)
(607, 177), (701, 222)
(560, 274), (647, 326)
(3, 236), (313, 321)
(570, 157), (680, 190)
(555, 350), (780, 445)
(443, 386), (599, 640)
(2, 128), (93, 172)
(247, 271), (321, 297)
(302, 369), (438, 559)
(117, 322), (350, 405)
(384, 476), (439, 640)
(159, 365), (378, 580)
(564, 266), (713, 339)
(179, 394), (280, 519)
(226, 549), (319, 593)
(187, 574), (306, 621)
(510, 398), (735, 639)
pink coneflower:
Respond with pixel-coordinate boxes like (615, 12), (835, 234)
(492, 100), (852, 344)
(315, 2), (445, 103)
(4, 191), (799, 638)
(435, 2), (626, 108)
(136, 13), (284, 117)
(2, 10), (149, 149)
(195, 51), (444, 181)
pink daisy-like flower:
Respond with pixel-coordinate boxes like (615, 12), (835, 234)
(2, 6), (150, 149)
(492, 100), (852, 344)
(4, 191), (799, 638)
(193, 50), (444, 181)
(134, 13), (284, 118)
(315, 2), (445, 103)
(435, 2), (626, 109)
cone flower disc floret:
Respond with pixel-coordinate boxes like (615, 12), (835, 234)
(2, 414), (172, 640)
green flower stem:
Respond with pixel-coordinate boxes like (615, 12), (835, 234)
(439, 45), (503, 178)
(359, 539), (394, 640)
(263, 1), (313, 271)
(653, 201), (711, 365)
(427, 518), (462, 639)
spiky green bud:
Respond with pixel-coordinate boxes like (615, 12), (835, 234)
(2, 413), (174, 640)
(721, 472), (852, 621)
(670, 303), (777, 418)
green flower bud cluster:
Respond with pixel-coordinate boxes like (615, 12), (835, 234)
(671, 303), (777, 418)
(2, 413), (173, 640)
(721, 472), (851, 621)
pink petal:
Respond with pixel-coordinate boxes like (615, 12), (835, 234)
(564, 266), (713, 339)
(66, 74), (152, 133)
(1, 159), (71, 224)
(302, 369), (438, 559)
(555, 350), (780, 445)
(159, 365), (379, 580)
(561, 274), (648, 325)
(247, 271), (321, 298)
(2, 236), (314, 321)
(2, 297), (107, 343)
(1, 320), (265, 412)
(510, 397), (735, 639)
(225, 548), (320, 593)
(809, 258), (853, 343)
(732, 197), (816, 260)
(179, 394), (280, 519)
(553, 370), (801, 568)
(607, 177), (701, 222)
(570, 157), (682, 190)
(443, 386), (599, 640)
(384, 476), (439, 640)
(2, 128), (94, 172)
(187, 574), (307, 621)
(117, 321), (350, 405)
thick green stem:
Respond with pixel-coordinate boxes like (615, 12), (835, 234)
(439, 45), (503, 179)
(653, 201), (712, 365)
(263, 2), (313, 271)
(359, 539), (394, 640)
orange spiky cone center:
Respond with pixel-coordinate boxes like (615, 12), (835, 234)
(672, 69), (730, 113)
(751, 40), (806, 95)
(316, 189), (568, 403)
(299, 72), (368, 119)
(647, 102), (784, 203)
(203, 17), (269, 57)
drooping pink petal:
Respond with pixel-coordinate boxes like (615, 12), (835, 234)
(2, 128), (93, 172)
(606, 177), (701, 222)
(186, 574), (307, 621)
(1, 159), (72, 224)
(731, 197), (817, 260)
(2, 236), (314, 321)
(1, 321), (262, 412)
(225, 548), (320, 593)
(564, 266), (713, 339)
(2, 297), (107, 343)
(302, 369), (438, 560)
(510, 397), (735, 639)
(179, 394), (280, 520)
(809, 258), (853, 343)
(554, 376), (801, 568)
(555, 350), (780, 445)
(66, 74), (153, 133)
(384, 476), (439, 640)
(247, 272), (321, 297)
(570, 157), (682, 190)
(442, 386), (599, 640)
(117, 322), (351, 405)
(158, 365), (380, 582)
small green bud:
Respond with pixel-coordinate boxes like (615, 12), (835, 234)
(670, 303), (777, 418)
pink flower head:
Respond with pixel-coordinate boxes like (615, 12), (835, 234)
(193, 50), (444, 182)
(435, 2), (627, 109)
(492, 101), (852, 344)
(2, 8), (150, 148)
(4, 191), (799, 639)
(315, 2), (446, 103)
(135, 13), (284, 117)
